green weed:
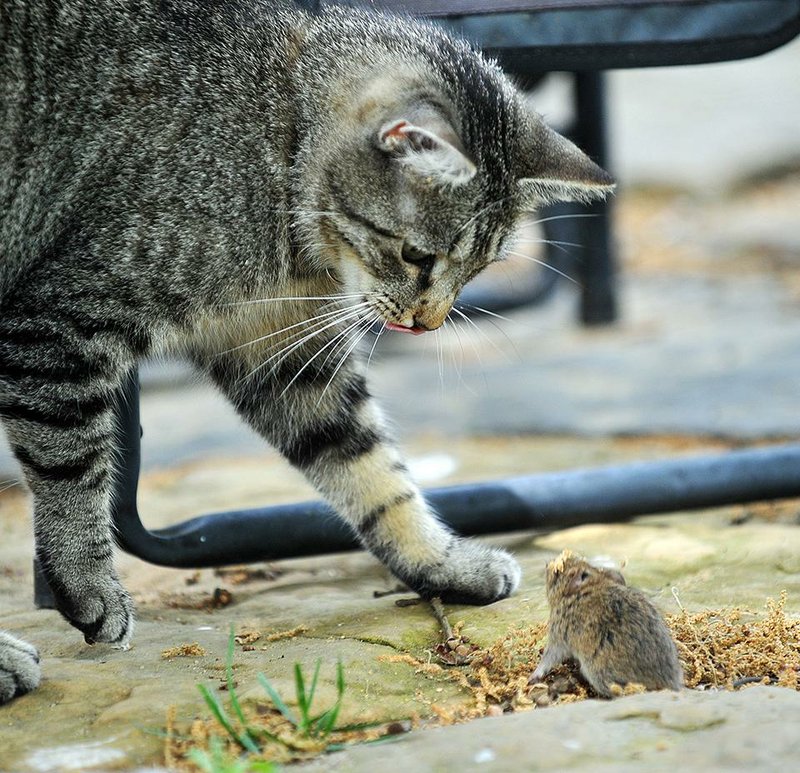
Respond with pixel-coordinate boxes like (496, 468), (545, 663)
(257, 659), (345, 739)
(177, 627), (401, 770)
(187, 737), (277, 773)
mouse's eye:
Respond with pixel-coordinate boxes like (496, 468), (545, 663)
(579, 570), (590, 582)
(401, 243), (435, 269)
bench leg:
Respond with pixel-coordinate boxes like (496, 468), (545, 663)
(573, 71), (618, 325)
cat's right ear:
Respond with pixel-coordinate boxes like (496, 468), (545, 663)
(378, 118), (477, 186)
(517, 122), (616, 207)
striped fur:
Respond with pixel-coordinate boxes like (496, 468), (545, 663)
(0, 0), (613, 702)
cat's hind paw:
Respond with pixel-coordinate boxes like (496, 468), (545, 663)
(401, 539), (521, 605)
(0, 631), (41, 704)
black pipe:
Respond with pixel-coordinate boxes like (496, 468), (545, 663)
(112, 372), (800, 569)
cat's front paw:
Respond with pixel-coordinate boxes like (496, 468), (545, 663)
(0, 631), (41, 704)
(403, 539), (521, 605)
(51, 575), (135, 648)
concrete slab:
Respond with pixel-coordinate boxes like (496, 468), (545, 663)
(1, 442), (799, 771)
(300, 687), (800, 772)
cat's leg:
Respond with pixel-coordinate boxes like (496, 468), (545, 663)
(0, 631), (41, 704)
(205, 353), (520, 604)
(0, 317), (135, 646)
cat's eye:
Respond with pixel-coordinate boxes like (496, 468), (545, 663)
(401, 243), (436, 268)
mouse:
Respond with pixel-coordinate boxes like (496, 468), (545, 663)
(530, 550), (683, 698)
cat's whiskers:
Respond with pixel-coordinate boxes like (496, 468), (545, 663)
(512, 237), (582, 250)
(280, 312), (372, 399)
(0, 478), (20, 495)
(317, 313), (378, 403)
(216, 309), (360, 357)
(434, 326), (445, 393)
(261, 306), (371, 374)
(242, 303), (373, 382)
(260, 292), (381, 381)
(451, 304), (509, 363)
(219, 300), (373, 356)
(456, 301), (513, 323)
(317, 312), (373, 374)
(506, 250), (581, 286)
(224, 292), (366, 308)
(455, 309), (520, 368)
(524, 212), (599, 228)
(366, 320), (387, 372)
(455, 301), (521, 361)
(440, 316), (470, 394)
(451, 310), (490, 394)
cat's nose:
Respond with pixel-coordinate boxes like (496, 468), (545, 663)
(412, 317), (432, 331)
(413, 303), (450, 331)
(413, 314), (448, 332)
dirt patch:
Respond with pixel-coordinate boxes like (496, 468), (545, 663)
(413, 593), (800, 717)
(261, 625), (309, 644)
(161, 587), (234, 611)
(671, 592), (799, 689)
(163, 594), (799, 771)
(214, 566), (283, 585)
(162, 643), (208, 659)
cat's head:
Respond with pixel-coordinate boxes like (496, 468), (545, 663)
(295, 15), (614, 333)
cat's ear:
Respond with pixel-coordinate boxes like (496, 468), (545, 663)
(517, 122), (615, 208)
(378, 118), (477, 186)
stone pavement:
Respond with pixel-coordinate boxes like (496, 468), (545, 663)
(1, 36), (800, 773)
(302, 687), (800, 772)
(1, 446), (799, 772)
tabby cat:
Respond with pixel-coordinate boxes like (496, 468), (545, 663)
(0, 0), (613, 703)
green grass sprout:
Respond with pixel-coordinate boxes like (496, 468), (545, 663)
(257, 659), (345, 739)
(224, 627), (261, 753)
(182, 630), (406, 769)
(187, 737), (277, 773)
(256, 672), (298, 728)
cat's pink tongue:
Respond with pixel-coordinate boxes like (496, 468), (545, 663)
(385, 322), (428, 335)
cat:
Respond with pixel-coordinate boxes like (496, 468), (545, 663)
(0, 0), (613, 703)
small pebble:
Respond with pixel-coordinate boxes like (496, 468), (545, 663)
(385, 721), (411, 735)
(473, 748), (496, 764)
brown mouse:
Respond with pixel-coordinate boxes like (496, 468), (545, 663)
(530, 551), (683, 698)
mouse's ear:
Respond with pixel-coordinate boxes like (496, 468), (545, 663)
(605, 569), (626, 586)
(568, 568), (592, 593)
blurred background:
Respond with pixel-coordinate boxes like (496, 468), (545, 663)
(1, 36), (799, 507)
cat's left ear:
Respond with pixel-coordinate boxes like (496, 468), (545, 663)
(518, 122), (616, 207)
(378, 117), (477, 186)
